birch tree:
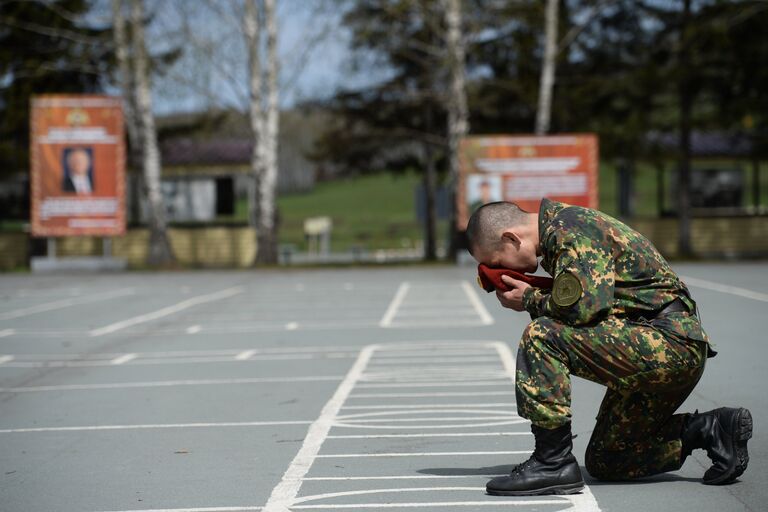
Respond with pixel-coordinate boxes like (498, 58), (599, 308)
(244, 0), (281, 264)
(535, 0), (558, 135)
(129, 0), (175, 265)
(443, 0), (469, 259)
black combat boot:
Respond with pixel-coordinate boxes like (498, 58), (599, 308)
(681, 407), (752, 485)
(486, 423), (585, 496)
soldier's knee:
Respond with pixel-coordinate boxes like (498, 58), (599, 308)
(521, 317), (560, 344)
(585, 444), (616, 480)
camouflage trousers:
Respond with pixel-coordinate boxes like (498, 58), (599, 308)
(515, 315), (707, 480)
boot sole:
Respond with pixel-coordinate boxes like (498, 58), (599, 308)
(704, 407), (752, 485)
(486, 481), (585, 496)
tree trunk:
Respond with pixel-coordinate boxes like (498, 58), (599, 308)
(244, 0), (280, 265)
(423, 105), (437, 261)
(677, 0), (693, 257)
(443, 0), (469, 260)
(111, 0), (141, 168)
(111, 0), (142, 224)
(257, 0), (280, 264)
(244, 0), (264, 234)
(130, 0), (174, 266)
(536, 0), (559, 135)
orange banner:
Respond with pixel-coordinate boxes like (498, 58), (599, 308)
(30, 95), (125, 237)
(457, 134), (598, 229)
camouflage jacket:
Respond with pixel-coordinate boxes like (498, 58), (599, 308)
(522, 199), (711, 346)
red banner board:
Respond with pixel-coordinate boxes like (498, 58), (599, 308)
(457, 134), (598, 230)
(30, 95), (126, 237)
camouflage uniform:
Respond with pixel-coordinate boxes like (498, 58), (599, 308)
(518, 198), (714, 480)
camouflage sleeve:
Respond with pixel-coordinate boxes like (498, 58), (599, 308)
(522, 236), (615, 326)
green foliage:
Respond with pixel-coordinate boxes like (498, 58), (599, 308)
(0, 0), (114, 176)
(315, 0), (768, 173)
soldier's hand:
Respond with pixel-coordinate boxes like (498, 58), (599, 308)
(496, 274), (530, 312)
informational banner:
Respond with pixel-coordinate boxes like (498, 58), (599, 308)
(457, 134), (598, 230)
(30, 95), (125, 237)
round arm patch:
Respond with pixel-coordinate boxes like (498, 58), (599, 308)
(552, 272), (582, 307)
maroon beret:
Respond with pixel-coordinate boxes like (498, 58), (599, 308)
(477, 263), (554, 293)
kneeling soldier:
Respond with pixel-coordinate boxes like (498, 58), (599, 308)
(466, 199), (752, 495)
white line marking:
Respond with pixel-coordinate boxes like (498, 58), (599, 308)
(285, 322), (299, 330)
(340, 403), (516, 410)
(327, 432), (530, 439)
(0, 288), (135, 321)
(379, 282), (410, 327)
(680, 275), (768, 303)
(0, 420), (312, 434)
(0, 375), (343, 393)
(350, 391), (513, 398)
(292, 501), (565, 509)
(0, 355), (14, 364)
(98, 508), (261, 512)
(356, 381), (510, 389)
(235, 350), (256, 361)
(315, 451), (529, 458)
(337, 416), (519, 423)
(262, 344), (378, 512)
(109, 353), (137, 365)
(303, 475), (508, 481)
(89, 286), (244, 336)
(0, 353), (356, 368)
(186, 324), (202, 334)
(461, 280), (494, 325)
(0, 329), (15, 338)
(293, 488), (570, 508)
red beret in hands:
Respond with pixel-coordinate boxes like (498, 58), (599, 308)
(476, 264), (554, 293)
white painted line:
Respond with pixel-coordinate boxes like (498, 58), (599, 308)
(341, 403), (516, 410)
(327, 432), (530, 439)
(350, 391), (513, 398)
(292, 501), (565, 509)
(303, 475), (507, 481)
(0, 329), (15, 338)
(338, 416), (519, 423)
(315, 450), (529, 458)
(235, 350), (256, 361)
(262, 344), (378, 512)
(461, 280), (494, 325)
(0, 355), (14, 364)
(371, 357), (500, 364)
(680, 275), (768, 303)
(89, 286), (244, 337)
(0, 420), (312, 434)
(356, 381), (510, 389)
(0, 353), (355, 368)
(379, 282), (410, 327)
(292, 488), (570, 508)
(0, 375), (343, 393)
(285, 322), (299, 330)
(109, 353), (137, 365)
(186, 324), (202, 334)
(98, 508), (261, 512)
(0, 288), (135, 321)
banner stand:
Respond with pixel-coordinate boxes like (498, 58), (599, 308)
(31, 237), (126, 273)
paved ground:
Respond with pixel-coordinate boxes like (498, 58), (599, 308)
(0, 262), (765, 512)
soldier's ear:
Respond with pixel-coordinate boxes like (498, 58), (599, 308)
(501, 230), (521, 247)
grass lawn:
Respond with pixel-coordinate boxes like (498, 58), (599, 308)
(276, 173), (447, 252)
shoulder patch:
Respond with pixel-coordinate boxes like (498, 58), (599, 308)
(552, 273), (582, 307)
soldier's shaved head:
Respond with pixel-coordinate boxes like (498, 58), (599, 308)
(466, 201), (529, 256)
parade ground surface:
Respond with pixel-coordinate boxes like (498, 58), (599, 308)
(0, 262), (766, 512)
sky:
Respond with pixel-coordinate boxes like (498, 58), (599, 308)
(140, 0), (385, 115)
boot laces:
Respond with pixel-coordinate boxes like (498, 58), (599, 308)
(510, 454), (536, 475)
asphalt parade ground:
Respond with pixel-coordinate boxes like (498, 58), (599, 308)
(0, 262), (766, 512)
